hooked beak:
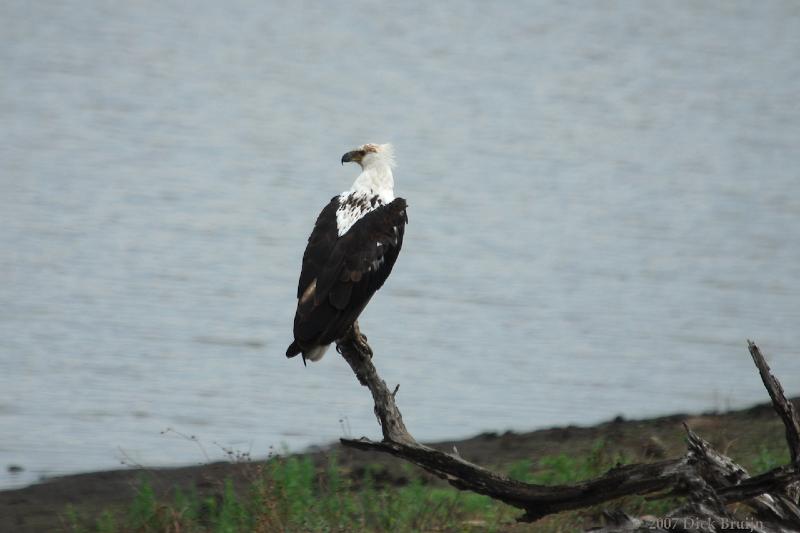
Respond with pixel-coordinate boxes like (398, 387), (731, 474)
(341, 150), (363, 165)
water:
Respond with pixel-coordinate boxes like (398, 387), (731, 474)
(2, 1), (799, 489)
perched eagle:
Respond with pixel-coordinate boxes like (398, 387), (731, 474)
(286, 143), (408, 364)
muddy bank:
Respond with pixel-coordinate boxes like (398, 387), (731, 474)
(1, 399), (793, 532)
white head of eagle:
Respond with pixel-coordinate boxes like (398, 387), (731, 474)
(286, 143), (408, 364)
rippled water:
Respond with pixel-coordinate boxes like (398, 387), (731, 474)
(2, 1), (799, 489)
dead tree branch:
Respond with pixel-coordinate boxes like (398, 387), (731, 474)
(336, 332), (800, 526)
(749, 340), (800, 467)
(336, 322), (414, 445)
(684, 424), (800, 528)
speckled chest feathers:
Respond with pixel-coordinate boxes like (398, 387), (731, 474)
(335, 191), (390, 236)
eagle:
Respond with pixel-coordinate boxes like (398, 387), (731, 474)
(286, 143), (408, 364)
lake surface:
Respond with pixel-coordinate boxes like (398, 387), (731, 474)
(2, 1), (799, 489)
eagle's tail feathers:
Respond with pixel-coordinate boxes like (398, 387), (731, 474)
(286, 341), (302, 358)
(304, 344), (329, 362)
(286, 342), (329, 363)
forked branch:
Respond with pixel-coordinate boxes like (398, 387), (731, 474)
(336, 330), (800, 525)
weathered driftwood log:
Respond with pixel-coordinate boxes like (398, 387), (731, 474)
(336, 329), (800, 527)
(595, 427), (800, 532)
(675, 426), (800, 532)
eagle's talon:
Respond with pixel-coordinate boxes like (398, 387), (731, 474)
(354, 334), (373, 359)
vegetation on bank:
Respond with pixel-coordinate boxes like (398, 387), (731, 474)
(61, 439), (788, 533)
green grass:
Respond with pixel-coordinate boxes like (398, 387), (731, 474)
(504, 439), (692, 523)
(750, 444), (790, 473)
(63, 453), (511, 533)
(507, 439), (630, 485)
(61, 441), (791, 533)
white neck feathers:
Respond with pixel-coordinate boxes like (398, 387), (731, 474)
(335, 146), (397, 236)
(352, 165), (394, 198)
(350, 145), (395, 200)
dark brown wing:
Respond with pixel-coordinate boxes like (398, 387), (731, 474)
(289, 198), (408, 355)
(296, 196), (339, 299)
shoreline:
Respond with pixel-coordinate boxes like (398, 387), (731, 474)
(2, 398), (794, 532)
